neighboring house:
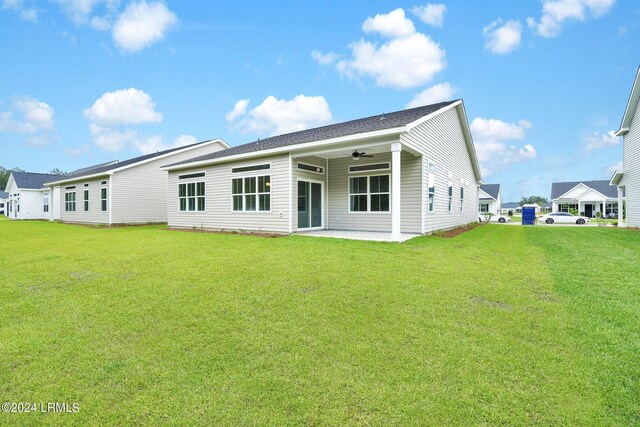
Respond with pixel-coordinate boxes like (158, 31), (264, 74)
(541, 203), (552, 213)
(501, 202), (521, 214)
(45, 139), (229, 225)
(478, 184), (502, 215)
(0, 191), (8, 215)
(550, 180), (621, 218)
(162, 101), (483, 242)
(4, 172), (65, 220)
(611, 65), (640, 227)
(522, 202), (542, 213)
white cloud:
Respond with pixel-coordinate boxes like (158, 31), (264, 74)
(585, 130), (618, 150)
(484, 19), (522, 55)
(90, 14), (112, 30)
(337, 32), (446, 89)
(0, 96), (55, 145)
(226, 95), (332, 136)
(527, 0), (616, 38)
(311, 50), (339, 65)
(89, 124), (137, 152)
(406, 82), (456, 108)
(225, 99), (249, 122)
(471, 117), (536, 176)
(412, 3), (447, 27)
(2, 0), (39, 22)
(84, 88), (162, 126)
(112, 1), (177, 52)
(314, 8), (446, 89)
(362, 8), (415, 38)
(53, 0), (100, 24)
(604, 160), (623, 176)
(18, 8), (37, 21)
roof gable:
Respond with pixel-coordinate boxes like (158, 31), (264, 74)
(168, 101), (457, 168)
(551, 180), (618, 200)
(11, 171), (66, 190)
(617, 66), (640, 136)
(480, 184), (500, 200)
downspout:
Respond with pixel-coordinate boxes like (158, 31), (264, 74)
(108, 174), (113, 225)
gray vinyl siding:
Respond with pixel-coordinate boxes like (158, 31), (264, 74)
(326, 151), (422, 233)
(167, 154), (290, 233)
(401, 106), (479, 233)
(111, 143), (224, 224)
(59, 177), (110, 224)
(621, 100), (640, 227)
(292, 156), (328, 230)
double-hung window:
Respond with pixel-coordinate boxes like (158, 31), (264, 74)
(232, 176), (270, 211)
(65, 192), (76, 212)
(179, 182), (205, 212)
(43, 197), (49, 213)
(460, 187), (464, 212)
(427, 173), (435, 212)
(101, 188), (108, 211)
(448, 185), (453, 212)
(349, 174), (390, 212)
(84, 190), (89, 211)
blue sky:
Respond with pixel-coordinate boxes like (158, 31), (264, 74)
(1, 0), (638, 201)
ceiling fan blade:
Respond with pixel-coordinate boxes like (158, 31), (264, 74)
(361, 154), (374, 157)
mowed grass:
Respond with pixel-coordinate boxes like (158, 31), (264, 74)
(0, 218), (638, 425)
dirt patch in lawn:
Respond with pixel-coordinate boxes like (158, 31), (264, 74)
(471, 295), (513, 311)
(167, 227), (286, 238)
(433, 223), (481, 238)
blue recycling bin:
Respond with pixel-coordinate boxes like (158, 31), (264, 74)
(522, 206), (536, 225)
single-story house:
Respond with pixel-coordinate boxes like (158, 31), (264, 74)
(162, 101), (483, 242)
(522, 202), (542, 213)
(610, 65), (639, 227)
(541, 203), (552, 213)
(479, 184), (502, 215)
(551, 180), (622, 218)
(45, 139), (228, 225)
(501, 202), (521, 214)
(4, 172), (65, 220)
(0, 191), (8, 215)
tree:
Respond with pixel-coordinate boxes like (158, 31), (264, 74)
(0, 166), (24, 191)
(520, 195), (548, 205)
(49, 168), (67, 176)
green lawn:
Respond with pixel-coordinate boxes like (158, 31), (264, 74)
(1, 219), (638, 425)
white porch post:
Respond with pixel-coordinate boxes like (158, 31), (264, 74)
(391, 142), (402, 242)
(618, 187), (625, 227)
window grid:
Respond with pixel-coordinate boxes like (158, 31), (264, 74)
(232, 176), (270, 211)
(101, 188), (107, 211)
(65, 192), (76, 212)
(349, 174), (390, 213)
(84, 190), (89, 211)
(179, 181), (205, 212)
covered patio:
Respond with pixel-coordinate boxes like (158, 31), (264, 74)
(296, 229), (420, 242)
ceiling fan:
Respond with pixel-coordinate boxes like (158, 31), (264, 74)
(351, 150), (374, 161)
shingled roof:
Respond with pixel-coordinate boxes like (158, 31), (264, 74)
(11, 172), (66, 190)
(50, 141), (214, 183)
(551, 180), (618, 199)
(480, 184), (500, 200)
(169, 101), (458, 168)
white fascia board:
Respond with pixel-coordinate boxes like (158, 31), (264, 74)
(616, 66), (640, 135)
(45, 171), (112, 187)
(405, 100), (461, 131)
(610, 171), (624, 186)
(555, 183), (589, 200)
(162, 127), (406, 171)
(575, 188), (610, 201)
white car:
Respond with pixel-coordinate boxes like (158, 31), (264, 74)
(479, 213), (511, 223)
(538, 212), (591, 225)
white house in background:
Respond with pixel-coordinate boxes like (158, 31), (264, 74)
(4, 172), (65, 220)
(501, 202), (521, 214)
(478, 184), (502, 215)
(45, 139), (229, 225)
(550, 180), (621, 218)
(522, 202), (542, 213)
(162, 101), (483, 242)
(611, 65), (640, 227)
(0, 191), (8, 215)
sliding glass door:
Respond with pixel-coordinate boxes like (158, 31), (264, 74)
(298, 180), (322, 229)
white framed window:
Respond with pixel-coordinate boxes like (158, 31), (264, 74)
(427, 173), (435, 213)
(65, 192), (76, 212)
(101, 188), (107, 211)
(349, 174), (390, 212)
(84, 189), (89, 211)
(179, 181), (205, 212)
(448, 184), (453, 212)
(460, 187), (464, 212)
(43, 197), (49, 213)
(232, 175), (270, 211)
(480, 203), (489, 212)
